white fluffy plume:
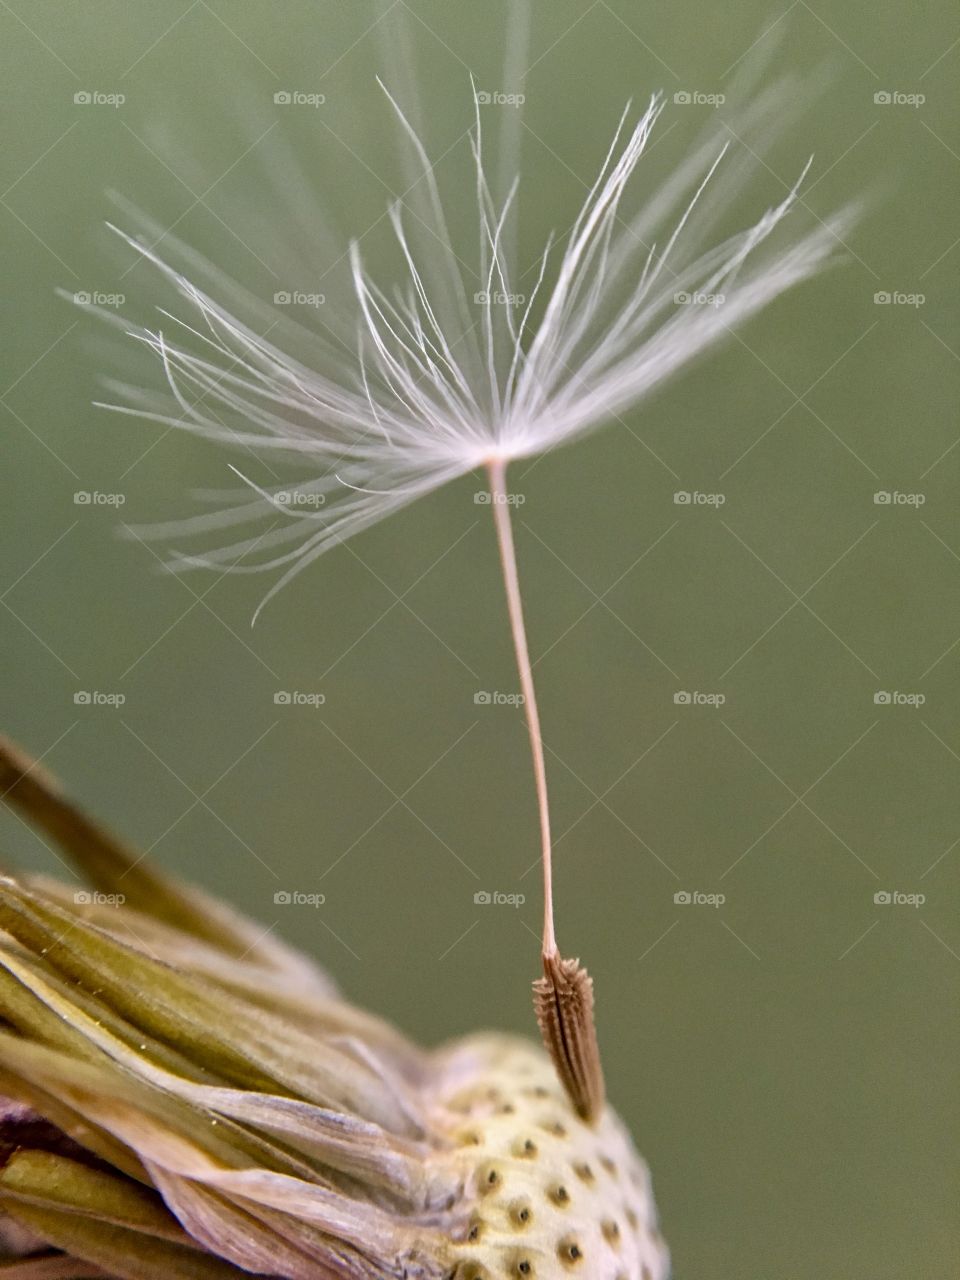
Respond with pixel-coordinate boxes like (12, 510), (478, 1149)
(96, 80), (851, 619)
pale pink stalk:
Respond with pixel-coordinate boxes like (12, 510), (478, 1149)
(487, 457), (556, 960)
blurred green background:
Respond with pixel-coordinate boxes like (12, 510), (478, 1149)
(1, 2), (957, 1276)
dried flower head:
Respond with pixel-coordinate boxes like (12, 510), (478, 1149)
(0, 738), (668, 1279)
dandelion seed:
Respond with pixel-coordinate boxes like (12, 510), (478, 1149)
(89, 73), (852, 1122)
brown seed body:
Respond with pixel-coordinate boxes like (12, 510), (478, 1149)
(533, 954), (606, 1123)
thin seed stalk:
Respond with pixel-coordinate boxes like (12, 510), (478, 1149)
(486, 459), (605, 1122)
(486, 457), (556, 960)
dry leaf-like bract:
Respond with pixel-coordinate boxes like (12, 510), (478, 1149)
(0, 739), (668, 1279)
